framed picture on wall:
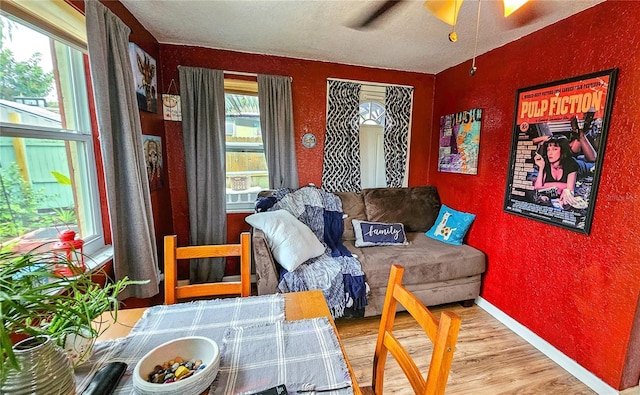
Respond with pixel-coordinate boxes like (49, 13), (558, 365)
(129, 43), (157, 113)
(437, 108), (482, 175)
(503, 69), (618, 234)
(142, 135), (163, 191)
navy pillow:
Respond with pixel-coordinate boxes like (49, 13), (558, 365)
(425, 204), (475, 245)
(352, 219), (409, 247)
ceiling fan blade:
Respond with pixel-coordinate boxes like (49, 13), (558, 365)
(353, 0), (405, 29)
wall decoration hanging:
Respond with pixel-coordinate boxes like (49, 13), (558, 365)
(142, 135), (163, 191)
(437, 108), (482, 175)
(503, 69), (618, 234)
(129, 43), (157, 113)
(302, 133), (316, 148)
(162, 79), (182, 121)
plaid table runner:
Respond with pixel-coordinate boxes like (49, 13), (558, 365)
(211, 317), (353, 395)
(74, 294), (285, 394)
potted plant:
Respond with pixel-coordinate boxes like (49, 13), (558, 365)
(0, 244), (147, 386)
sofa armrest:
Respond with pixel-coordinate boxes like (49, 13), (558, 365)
(251, 228), (280, 295)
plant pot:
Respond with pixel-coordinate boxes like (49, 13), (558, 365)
(63, 328), (96, 366)
(1, 335), (75, 395)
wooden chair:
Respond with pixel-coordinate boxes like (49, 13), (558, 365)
(163, 232), (251, 305)
(360, 264), (461, 395)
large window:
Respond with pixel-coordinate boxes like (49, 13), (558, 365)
(224, 79), (268, 212)
(0, 7), (106, 257)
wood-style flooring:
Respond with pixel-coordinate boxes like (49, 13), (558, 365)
(336, 303), (599, 395)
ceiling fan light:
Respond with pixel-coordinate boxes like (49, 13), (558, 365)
(503, 0), (528, 17)
(424, 0), (464, 26)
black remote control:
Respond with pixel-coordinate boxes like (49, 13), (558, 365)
(81, 362), (127, 395)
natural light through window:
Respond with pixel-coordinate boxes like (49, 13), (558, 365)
(224, 83), (268, 212)
(0, 10), (106, 257)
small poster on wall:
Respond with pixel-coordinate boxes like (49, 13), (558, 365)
(129, 43), (157, 113)
(142, 135), (163, 191)
(437, 108), (482, 175)
(503, 69), (618, 234)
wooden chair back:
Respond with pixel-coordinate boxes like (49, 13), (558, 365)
(163, 232), (251, 305)
(362, 264), (461, 395)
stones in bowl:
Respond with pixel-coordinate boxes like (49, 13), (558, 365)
(132, 336), (220, 395)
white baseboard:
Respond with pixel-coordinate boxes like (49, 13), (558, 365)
(475, 297), (632, 395)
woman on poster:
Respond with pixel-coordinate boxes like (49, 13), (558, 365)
(533, 135), (582, 208)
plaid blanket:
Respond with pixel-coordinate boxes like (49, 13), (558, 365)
(74, 294), (285, 394)
(212, 317), (353, 394)
(266, 185), (367, 318)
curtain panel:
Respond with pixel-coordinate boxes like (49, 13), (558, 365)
(85, 0), (159, 299)
(257, 74), (299, 189)
(322, 80), (362, 192)
(384, 85), (414, 187)
(178, 66), (227, 283)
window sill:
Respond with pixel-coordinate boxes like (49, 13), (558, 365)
(85, 245), (113, 273)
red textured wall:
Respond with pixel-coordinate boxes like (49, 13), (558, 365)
(431, 2), (640, 389)
(159, 46), (435, 247)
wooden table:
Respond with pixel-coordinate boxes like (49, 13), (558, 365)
(96, 290), (362, 394)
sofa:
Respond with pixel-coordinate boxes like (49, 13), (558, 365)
(251, 186), (486, 317)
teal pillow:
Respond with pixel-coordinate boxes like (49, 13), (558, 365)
(425, 204), (475, 245)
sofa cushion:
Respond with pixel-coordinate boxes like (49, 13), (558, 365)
(352, 219), (409, 247)
(425, 204), (476, 246)
(344, 232), (485, 289)
(362, 186), (441, 232)
(334, 191), (367, 241)
(245, 210), (325, 271)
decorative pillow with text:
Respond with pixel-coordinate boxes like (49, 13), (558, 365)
(425, 204), (475, 246)
(352, 219), (409, 247)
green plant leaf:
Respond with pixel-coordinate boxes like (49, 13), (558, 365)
(51, 171), (72, 186)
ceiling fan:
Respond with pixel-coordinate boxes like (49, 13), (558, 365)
(354, 0), (530, 76)
(355, 0), (530, 30)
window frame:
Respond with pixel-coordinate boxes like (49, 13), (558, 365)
(223, 78), (268, 213)
(0, 5), (109, 262)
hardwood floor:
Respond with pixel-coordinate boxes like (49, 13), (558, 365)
(336, 303), (598, 394)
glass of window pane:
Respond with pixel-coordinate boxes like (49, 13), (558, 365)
(0, 13), (104, 255)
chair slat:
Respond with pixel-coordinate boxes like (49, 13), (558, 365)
(163, 232), (252, 305)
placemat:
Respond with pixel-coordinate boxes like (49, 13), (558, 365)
(211, 317), (353, 395)
(75, 294), (285, 394)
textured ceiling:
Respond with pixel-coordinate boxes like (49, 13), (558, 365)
(120, 0), (604, 74)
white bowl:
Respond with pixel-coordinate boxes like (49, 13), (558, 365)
(132, 336), (220, 395)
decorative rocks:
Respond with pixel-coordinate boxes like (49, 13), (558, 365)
(147, 356), (205, 384)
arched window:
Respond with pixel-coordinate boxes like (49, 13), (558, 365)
(359, 101), (386, 126)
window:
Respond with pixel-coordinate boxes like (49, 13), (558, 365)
(358, 84), (387, 188)
(224, 79), (269, 212)
(0, 6), (107, 258)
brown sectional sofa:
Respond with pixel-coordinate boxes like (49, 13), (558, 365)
(252, 186), (486, 317)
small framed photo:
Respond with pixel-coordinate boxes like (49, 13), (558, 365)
(129, 43), (157, 113)
(142, 135), (163, 191)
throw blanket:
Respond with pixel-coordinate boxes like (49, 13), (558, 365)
(264, 185), (367, 318)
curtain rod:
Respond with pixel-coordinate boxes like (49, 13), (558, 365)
(224, 70), (258, 77)
(327, 77), (413, 89)
(225, 70), (292, 81)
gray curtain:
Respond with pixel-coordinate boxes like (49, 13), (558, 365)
(384, 86), (414, 187)
(322, 80), (361, 192)
(178, 66), (227, 283)
(257, 74), (299, 189)
(85, 0), (159, 299)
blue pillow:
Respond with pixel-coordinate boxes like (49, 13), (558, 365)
(352, 219), (409, 247)
(425, 204), (475, 245)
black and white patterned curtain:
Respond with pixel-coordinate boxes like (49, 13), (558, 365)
(384, 86), (414, 187)
(322, 80), (362, 192)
